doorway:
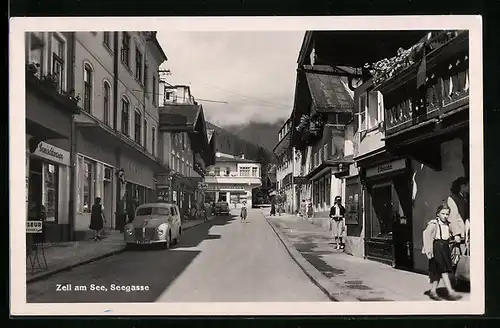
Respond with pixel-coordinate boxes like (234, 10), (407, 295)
(103, 180), (113, 229)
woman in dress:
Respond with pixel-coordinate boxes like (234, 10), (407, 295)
(89, 197), (106, 241)
(422, 203), (462, 301)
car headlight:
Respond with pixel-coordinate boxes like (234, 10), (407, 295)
(157, 228), (164, 236)
(125, 228), (133, 236)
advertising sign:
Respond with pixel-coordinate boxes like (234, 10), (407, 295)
(26, 220), (43, 234)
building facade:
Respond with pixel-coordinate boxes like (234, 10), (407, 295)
(273, 118), (301, 213)
(25, 32), (80, 242)
(157, 85), (216, 217)
(69, 31), (168, 238)
(204, 152), (262, 208)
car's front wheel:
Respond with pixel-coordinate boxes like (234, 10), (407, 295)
(162, 232), (171, 249)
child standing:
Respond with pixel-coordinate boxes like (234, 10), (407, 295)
(422, 203), (463, 301)
(240, 201), (248, 222)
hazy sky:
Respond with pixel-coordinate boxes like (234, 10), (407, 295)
(156, 31), (305, 127)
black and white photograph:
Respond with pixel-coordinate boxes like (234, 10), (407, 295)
(10, 16), (483, 316)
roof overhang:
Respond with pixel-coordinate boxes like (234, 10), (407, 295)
(304, 159), (354, 181)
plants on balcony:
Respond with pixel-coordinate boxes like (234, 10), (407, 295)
(365, 30), (462, 88)
(294, 113), (324, 147)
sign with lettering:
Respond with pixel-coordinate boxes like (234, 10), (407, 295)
(206, 184), (246, 191)
(33, 142), (70, 166)
(119, 154), (155, 189)
(365, 159), (406, 178)
(26, 220), (43, 234)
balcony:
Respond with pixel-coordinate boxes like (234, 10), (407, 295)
(376, 31), (469, 140)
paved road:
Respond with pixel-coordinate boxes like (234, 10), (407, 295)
(27, 210), (329, 302)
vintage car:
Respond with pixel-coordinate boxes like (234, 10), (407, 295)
(214, 201), (230, 216)
(124, 202), (182, 249)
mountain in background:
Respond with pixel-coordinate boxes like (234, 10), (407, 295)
(223, 119), (286, 154)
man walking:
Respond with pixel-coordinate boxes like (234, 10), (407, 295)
(329, 196), (346, 250)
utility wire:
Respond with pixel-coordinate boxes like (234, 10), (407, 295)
(131, 89), (228, 104)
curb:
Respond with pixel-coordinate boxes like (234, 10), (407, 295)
(263, 214), (359, 302)
(27, 217), (216, 284)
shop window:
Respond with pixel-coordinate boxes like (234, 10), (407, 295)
(83, 159), (93, 213)
(51, 33), (66, 92)
(134, 109), (142, 144)
(83, 63), (93, 113)
(41, 163), (58, 222)
(345, 180), (361, 225)
(103, 81), (111, 125)
(369, 184), (393, 239)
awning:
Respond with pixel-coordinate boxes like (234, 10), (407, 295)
(304, 159), (354, 181)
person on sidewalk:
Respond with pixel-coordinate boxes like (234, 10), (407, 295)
(300, 199), (306, 219)
(422, 203), (463, 301)
(446, 177), (470, 254)
(306, 199), (314, 220)
(240, 201), (248, 222)
(329, 196), (346, 250)
(270, 202), (276, 216)
(89, 197), (106, 241)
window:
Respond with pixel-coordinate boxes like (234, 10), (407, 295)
(28, 32), (45, 78)
(183, 133), (187, 149)
(43, 163), (58, 222)
(358, 93), (367, 131)
(103, 32), (111, 49)
(103, 82), (111, 125)
(121, 32), (130, 67)
(225, 167), (230, 176)
(318, 148), (323, 165)
(214, 167), (220, 176)
(83, 159), (93, 213)
(134, 110), (142, 144)
(323, 144), (328, 161)
(83, 64), (93, 113)
(121, 97), (130, 136)
(135, 47), (143, 82)
(143, 119), (148, 147)
(51, 33), (66, 92)
(144, 60), (149, 93)
(152, 75), (157, 105)
(367, 91), (381, 129)
(252, 167), (258, 177)
(152, 127), (156, 156)
(240, 166), (251, 177)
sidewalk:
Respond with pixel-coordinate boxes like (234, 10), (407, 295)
(26, 216), (216, 283)
(264, 212), (470, 302)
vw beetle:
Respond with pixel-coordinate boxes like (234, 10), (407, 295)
(124, 202), (182, 249)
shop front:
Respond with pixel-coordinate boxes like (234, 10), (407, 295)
(205, 184), (253, 208)
(26, 139), (71, 242)
(361, 158), (414, 270)
(74, 129), (118, 239)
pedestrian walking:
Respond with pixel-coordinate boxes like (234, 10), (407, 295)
(89, 197), (106, 241)
(422, 203), (462, 301)
(329, 196), (346, 250)
(306, 200), (314, 219)
(300, 199), (306, 219)
(270, 202), (276, 216)
(240, 201), (248, 222)
(447, 177), (470, 252)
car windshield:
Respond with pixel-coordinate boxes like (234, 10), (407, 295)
(136, 207), (170, 216)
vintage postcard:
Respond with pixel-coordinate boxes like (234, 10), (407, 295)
(9, 15), (484, 316)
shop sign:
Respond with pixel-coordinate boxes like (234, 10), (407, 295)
(33, 142), (70, 166)
(26, 220), (43, 234)
(206, 184), (245, 191)
(365, 159), (406, 178)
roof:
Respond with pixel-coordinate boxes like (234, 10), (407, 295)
(215, 156), (260, 164)
(304, 65), (354, 113)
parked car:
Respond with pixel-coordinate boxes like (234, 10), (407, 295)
(215, 201), (230, 216)
(124, 202), (182, 249)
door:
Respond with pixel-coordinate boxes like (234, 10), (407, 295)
(103, 181), (113, 229)
(392, 175), (414, 270)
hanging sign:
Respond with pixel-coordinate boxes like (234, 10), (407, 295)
(26, 221), (43, 234)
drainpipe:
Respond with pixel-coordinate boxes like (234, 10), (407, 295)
(68, 32), (77, 241)
(113, 32), (119, 131)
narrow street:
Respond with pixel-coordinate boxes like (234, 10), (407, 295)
(27, 209), (329, 303)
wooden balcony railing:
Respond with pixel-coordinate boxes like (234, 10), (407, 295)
(381, 32), (469, 136)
